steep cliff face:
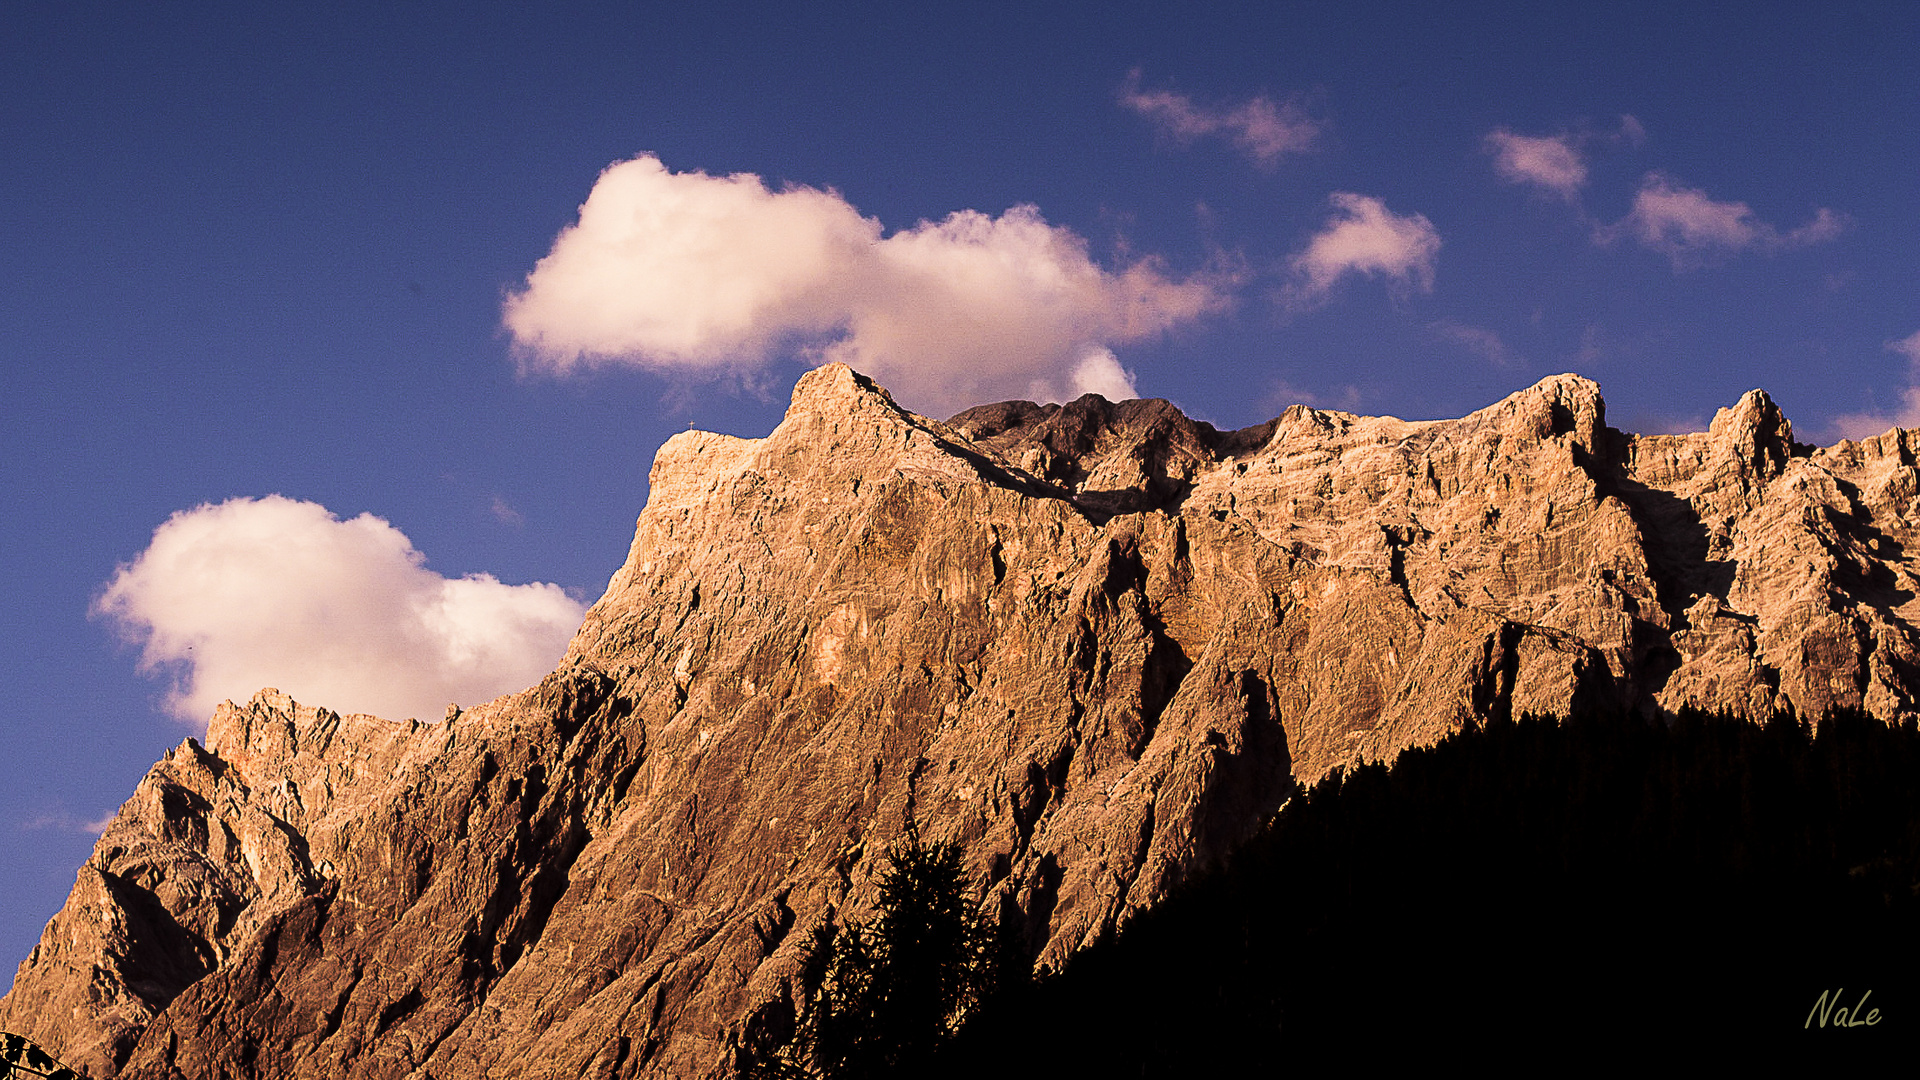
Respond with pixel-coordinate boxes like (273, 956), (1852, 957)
(8, 365), (1920, 1078)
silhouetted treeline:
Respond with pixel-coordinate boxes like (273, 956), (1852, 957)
(935, 708), (1920, 1071)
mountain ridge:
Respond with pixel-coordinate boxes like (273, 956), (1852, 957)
(7, 364), (1920, 1078)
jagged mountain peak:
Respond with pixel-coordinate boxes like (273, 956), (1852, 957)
(9, 366), (1920, 1079)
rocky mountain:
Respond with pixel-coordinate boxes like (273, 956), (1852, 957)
(7, 364), (1919, 1077)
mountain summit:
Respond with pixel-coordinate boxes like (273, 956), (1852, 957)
(8, 365), (1919, 1077)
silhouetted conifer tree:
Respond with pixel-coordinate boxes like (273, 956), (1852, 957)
(744, 823), (1011, 1079)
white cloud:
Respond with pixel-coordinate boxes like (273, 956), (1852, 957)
(504, 155), (1231, 415)
(1287, 193), (1440, 307)
(95, 496), (586, 726)
(1831, 330), (1920, 440)
(504, 157), (873, 374)
(1606, 173), (1846, 269)
(1484, 129), (1587, 200)
(1118, 72), (1321, 167)
(1057, 348), (1139, 402)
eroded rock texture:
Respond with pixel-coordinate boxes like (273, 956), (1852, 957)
(8, 365), (1920, 1077)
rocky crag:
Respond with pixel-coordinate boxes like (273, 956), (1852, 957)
(7, 365), (1920, 1077)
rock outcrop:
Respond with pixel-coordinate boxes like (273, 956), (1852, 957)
(7, 365), (1920, 1077)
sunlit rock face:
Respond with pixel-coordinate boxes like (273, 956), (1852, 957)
(7, 364), (1919, 1078)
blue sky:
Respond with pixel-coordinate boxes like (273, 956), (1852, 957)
(3, 0), (1915, 983)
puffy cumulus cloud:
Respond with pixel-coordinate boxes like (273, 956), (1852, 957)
(1606, 173), (1846, 269)
(1118, 72), (1321, 167)
(1831, 331), (1920, 440)
(1287, 193), (1440, 308)
(1484, 129), (1587, 199)
(94, 496), (586, 726)
(1062, 349), (1140, 402)
(812, 206), (1225, 409)
(504, 156), (1231, 416)
(504, 157), (874, 373)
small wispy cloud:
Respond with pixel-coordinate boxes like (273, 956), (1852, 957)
(1601, 173), (1846, 270)
(1261, 378), (1362, 415)
(1429, 320), (1521, 367)
(23, 810), (117, 835)
(1568, 324), (1605, 369)
(1286, 193), (1440, 308)
(1118, 71), (1321, 168)
(1483, 116), (1642, 201)
(1831, 389), (1920, 442)
(488, 496), (525, 527)
(1831, 330), (1920, 440)
(1484, 129), (1587, 200)
(1484, 118), (1844, 272)
(1891, 331), (1920, 368)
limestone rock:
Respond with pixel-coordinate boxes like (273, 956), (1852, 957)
(8, 365), (1920, 1078)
